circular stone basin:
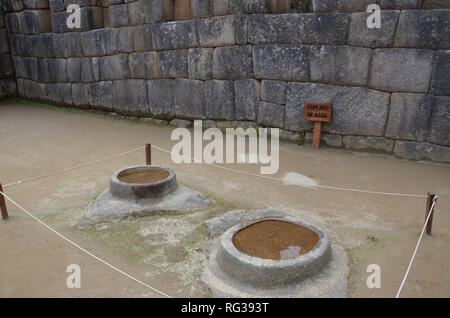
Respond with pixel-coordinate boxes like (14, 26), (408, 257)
(233, 220), (319, 260)
(110, 165), (177, 201)
(217, 217), (331, 288)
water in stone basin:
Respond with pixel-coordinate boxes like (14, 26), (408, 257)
(118, 168), (169, 184)
(232, 220), (319, 260)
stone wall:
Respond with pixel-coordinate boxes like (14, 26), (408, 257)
(1, 0), (450, 163)
(0, 0), (16, 98)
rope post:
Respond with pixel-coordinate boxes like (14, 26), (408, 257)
(145, 143), (152, 165)
(425, 192), (436, 235)
(0, 183), (9, 220)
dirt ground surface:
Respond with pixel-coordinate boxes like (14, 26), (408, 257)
(0, 101), (449, 298)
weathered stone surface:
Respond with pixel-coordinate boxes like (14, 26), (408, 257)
(378, 0), (420, 9)
(247, 14), (291, 44)
(13, 56), (36, 79)
(205, 80), (235, 120)
(188, 48), (213, 80)
(203, 210), (246, 238)
(154, 50), (188, 79)
(174, 78), (205, 119)
(234, 14), (247, 45)
(234, 79), (260, 121)
(213, 0), (230, 15)
(174, 0), (193, 20)
(394, 141), (450, 163)
(257, 101), (284, 128)
(49, 0), (64, 12)
(20, 10), (52, 35)
(113, 79), (148, 115)
(430, 50), (450, 96)
(98, 54), (130, 80)
(81, 28), (117, 56)
(261, 80), (286, 105)
(71, 83), (89, 108)
(280, 130), (304, 144)
(3, 0), (24, 12)
(51, 7), (104, 33)
(312, 0), (373, 12)
(147, 79), (174, 118)
(285, 82), (389, 135)
(0, 30), (9, 54)
(253, 45), (309, 81)
(310, 45), (371, 86)
(128, 52), (146, 78)
(23, 0), (49, 9)
(198, 16), (235, 47)
(305, 133), (342, 147)
(88, 81), (114, 110)
(133, 24), (152, 52)
(152, 20), (199, 50)
(36, 58), (66, 82)
(0, 54), (14, 78)
(212, 45), (252, 80)
(117, 27), (134, 53)
(103, 4), (129, 27)
(5, 12), (21, 34)
(291, 13), (349, 45)
(343, 136), (394, 153)
(52, 33), (68, 57)
(193, 0), (213, 17)
(229, 0), (267, 13)
(385, 93), (434, 141)
(395, 10), (450, 50)
(66, 58), (82, 82)
(133, 0), (173, 24)
(369, 49), (434, 93)
(268, 0), (290, 13)
(348, 10), (399, 48)
(41, 82), (72, 105)
(170, 118), (193, 127)
(422, 0), (450, 9)
(427, 96), (450, 146)
(65, 32), (83, 57)
(32, 33), (54, 57)
(80, 58), (95, 82)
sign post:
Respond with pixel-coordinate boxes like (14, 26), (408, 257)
(304, 102), (332, 149)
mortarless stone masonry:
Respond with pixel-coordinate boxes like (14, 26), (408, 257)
(0, 0), (449, 163)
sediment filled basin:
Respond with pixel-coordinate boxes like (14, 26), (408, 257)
(110, 165), (177, 200)
(217, 216), (331, 287)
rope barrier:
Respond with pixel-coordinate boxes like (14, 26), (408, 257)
(395, 196), (438, 298)
(3, 145), (145, 188)
(151, 145), (427, 198)
(0, 189), (172, 298)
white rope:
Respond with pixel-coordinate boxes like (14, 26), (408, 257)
(0, 189), (171, 298)
(395, 196), (438, 298)
(3, 145), (145, 188)
(151, 145), (427, 198)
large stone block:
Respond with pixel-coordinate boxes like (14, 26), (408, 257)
(23, 0), (49, 9)
(285, 82), (389, 135)
(394, 141), (450, 163)
(0, 30), (10, 54)
(72, 83), (89, 108)
(193, 0), (213, 17)
(174, 78), (205, 119)
(152, 20), (199, 51)
(133, 24), (152, 52)
(197, 16), (235, 47)
(81, 28), (117, 56)
(154, 50), (189, 79)
(188, 48), (213, 80)
(51, 7), (104, 33)
(247, 14), (292, 44)
(103, 4), (129, 27)
(128, 0), (173, 24)
(422, 0), (450, 9)
(33, 33), (54, 57)
(427, 96), (450, 146)
(212, 45), (252, 80)
(395, 10), (450, 50)
(385, 93), (434, 141)
(305, 133), (342, 148)
(13, 56), (37, 79)
(205, 80), (235, 120)
(20, 9), (52, 35)
(113, 79), (148, 115)
(253, 45), (309, 81)
(234, 79), (260, 121)
(128, 52), (146, 79)
(430, 50), (450, 96)
(378, 0), (420, 9)
(229, 0), (267, 13)
(36, 58), (67, 82)
(261, 80), (286, 105)
(88, 81), (114, 110)
(257, 101), (284, 128)
(66, 58), (82, 82)
(310, 45), (371, 86)
(98, 53), (130, 81)
(3, 0), (24, 12)
(5, 12), (21, 34)
(52, 33), (68, 57)
(213, 0), (230, 15)
(80, 57), (95, 82)
(312, 0), (373, 12)
(174, 0), (193, 20)
(343, 136), (394, 153)
(148, 79), (175, 118)
(348, 10), (399, 48)
(65, 32), (83, 57)
(42, 82), (72, 105)
(49, 0), (64, 12)
(235, 14), (247, 45)
(369, 49), (434, 93)
(268, 0), (290, 13)
(117, 27), (134, 53)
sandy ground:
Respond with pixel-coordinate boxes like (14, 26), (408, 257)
(0, 101), (449, 298)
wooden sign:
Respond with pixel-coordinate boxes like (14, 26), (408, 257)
(304, 102), (332, 149)
(304, 102), (332, 123)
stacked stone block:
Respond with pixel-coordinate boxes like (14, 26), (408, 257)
(1, 0), (449, 163)
(0, 0), (16, 98)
